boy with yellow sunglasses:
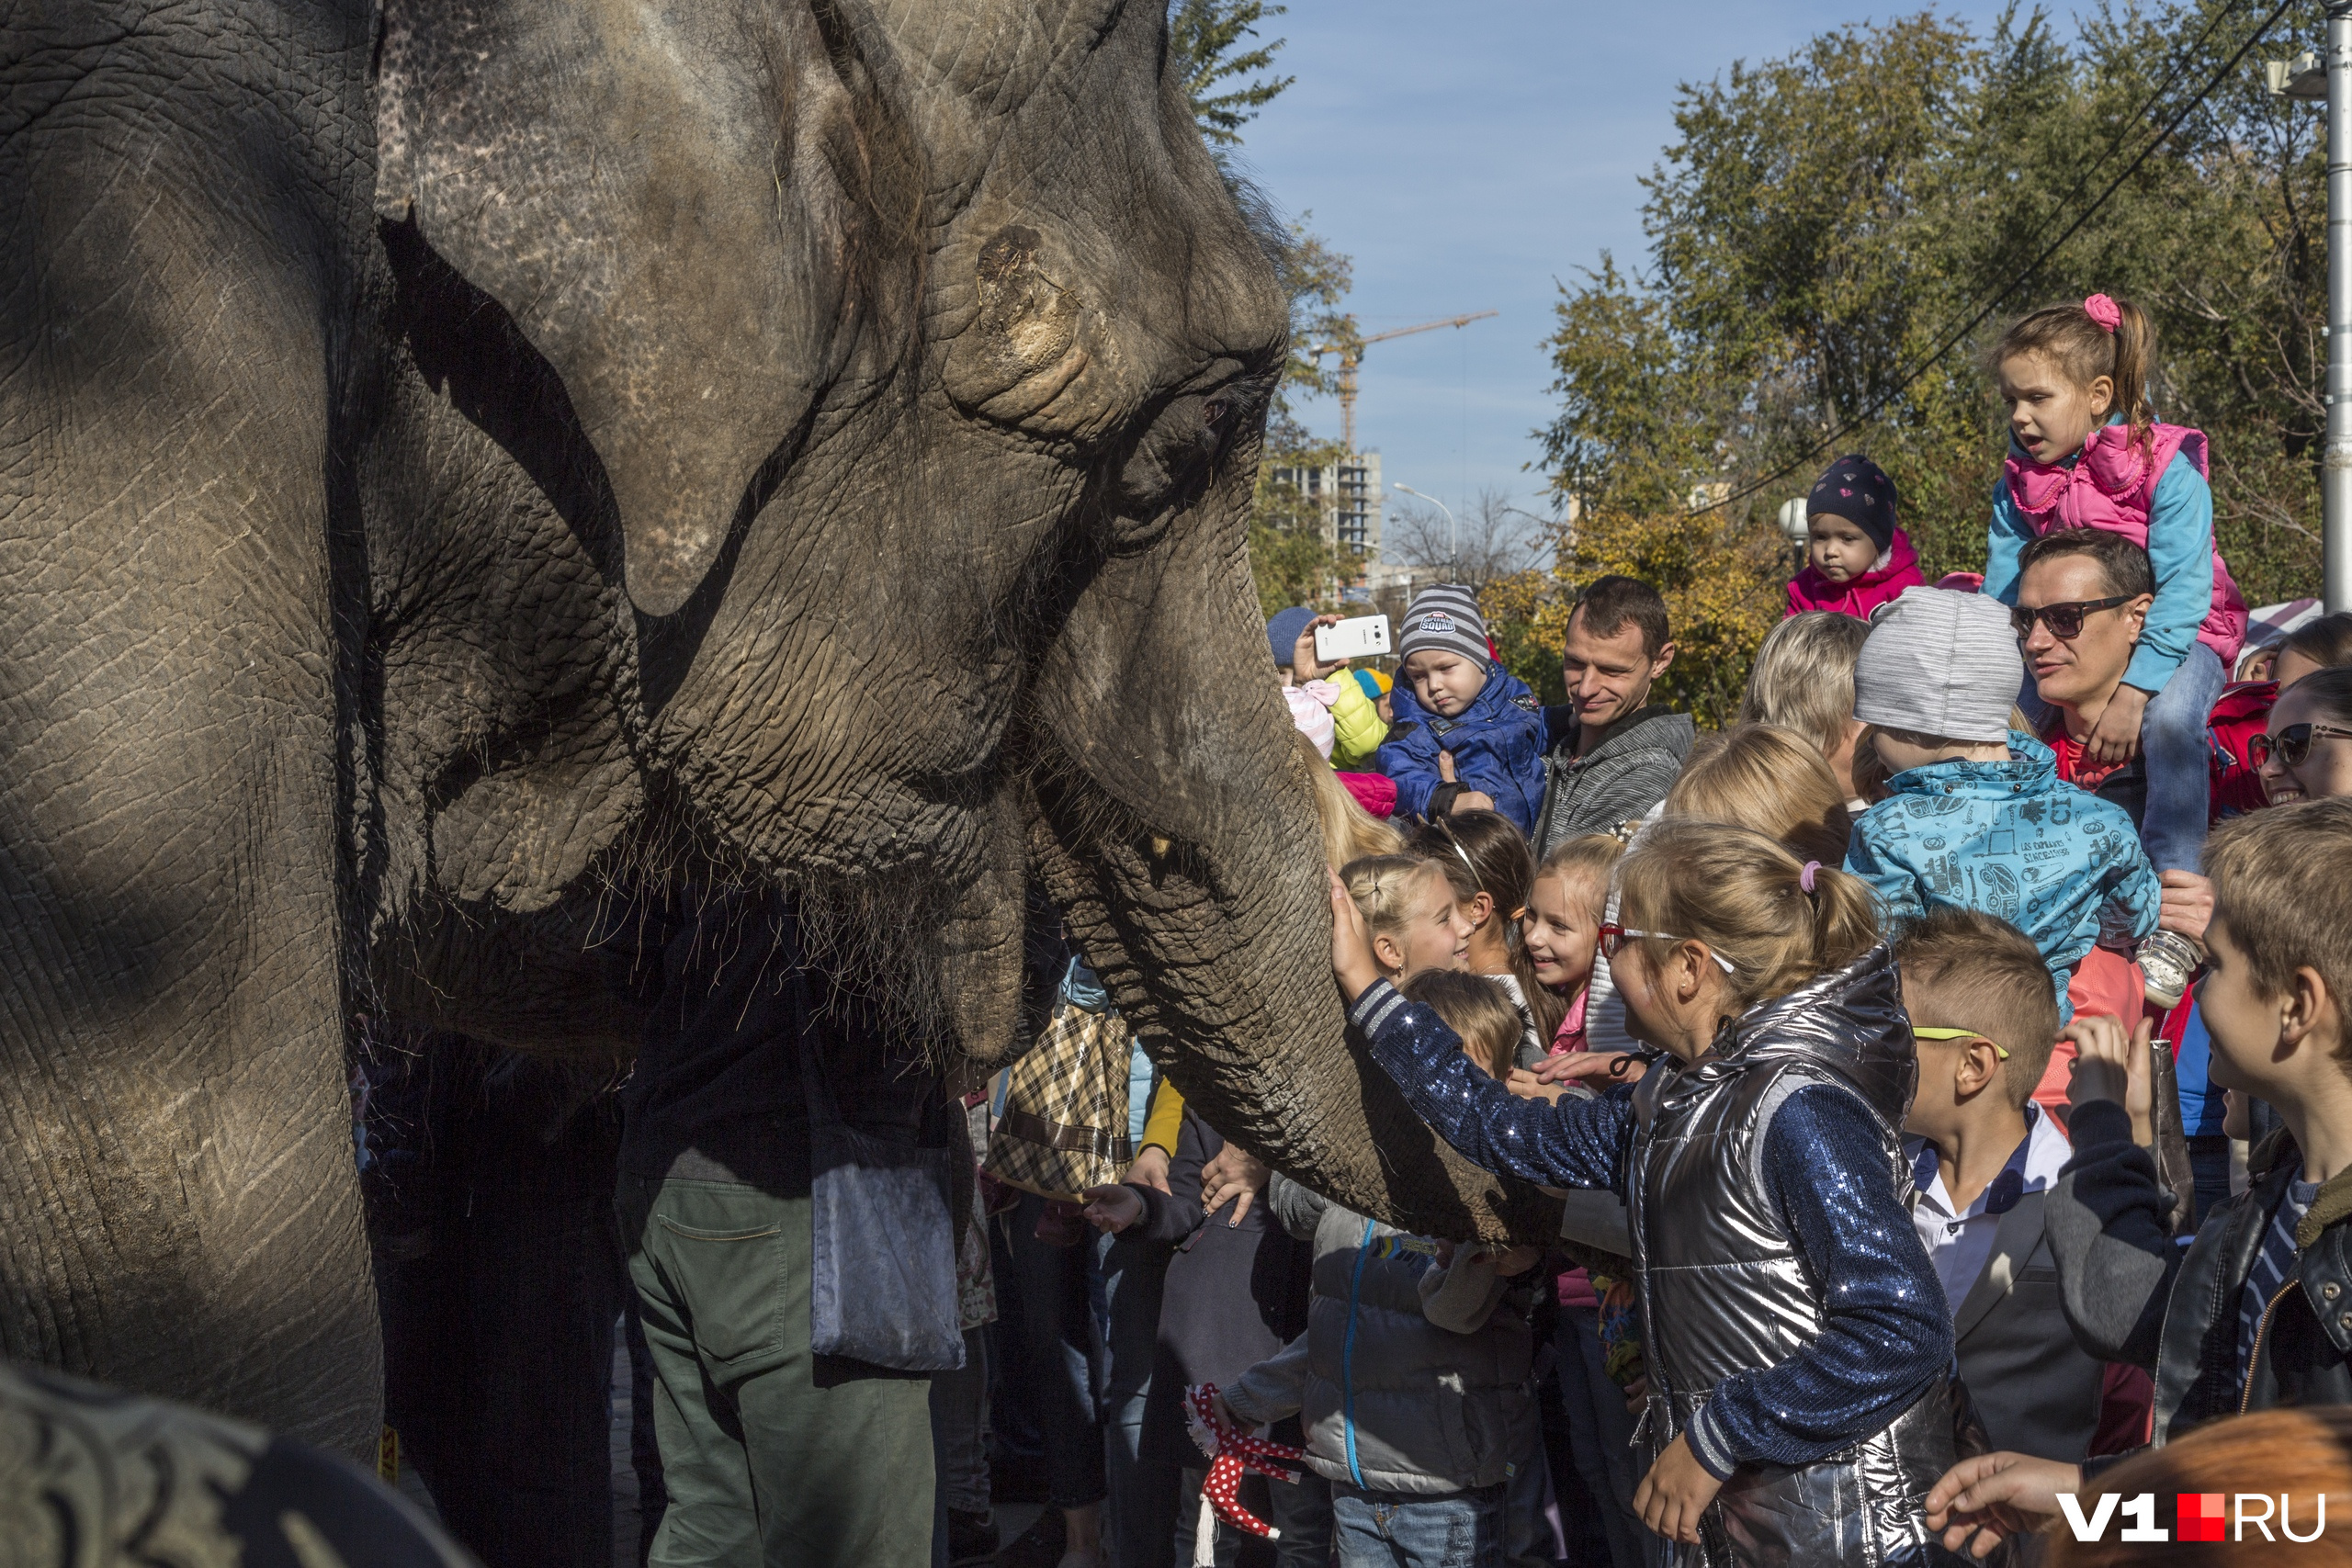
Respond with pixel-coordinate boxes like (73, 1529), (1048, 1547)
(1896, 908), (2115, 1464)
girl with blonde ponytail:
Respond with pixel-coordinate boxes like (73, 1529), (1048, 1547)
(1329, 819), (1957, 1564)
(1984, 291), (2246, 883)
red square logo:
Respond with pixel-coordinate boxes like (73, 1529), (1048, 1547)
(2178, 1493), (2226, 1542)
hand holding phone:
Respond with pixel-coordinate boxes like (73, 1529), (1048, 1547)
(1313, 615), (1390, 665)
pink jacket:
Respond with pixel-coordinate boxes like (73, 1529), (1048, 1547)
(2002, 422), (2246, 664)
(1783, 528), (1923, 620)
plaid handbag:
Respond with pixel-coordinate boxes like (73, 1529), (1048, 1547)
(983, 1002), (1136, 1201)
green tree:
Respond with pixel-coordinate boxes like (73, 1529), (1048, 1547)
(1509, 3), (2328, 715)
(1170, 1), (1295, 147)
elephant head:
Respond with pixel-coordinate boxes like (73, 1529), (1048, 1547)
(368, 0), (1538, 1237)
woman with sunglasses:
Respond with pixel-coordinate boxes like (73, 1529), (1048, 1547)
(1330, 819), (1960, 1565)
(2256, 666), (2352, 807)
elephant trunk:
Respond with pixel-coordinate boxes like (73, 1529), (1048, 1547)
(1023, 479), (1552, 1242)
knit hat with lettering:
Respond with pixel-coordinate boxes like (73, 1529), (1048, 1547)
(1853, 587), (2021, 744)
(1397, 585), (1489, 668)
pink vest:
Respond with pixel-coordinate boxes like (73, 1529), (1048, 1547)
(2001, 422), (2246, 664)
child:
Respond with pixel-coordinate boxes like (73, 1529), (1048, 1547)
(1984, 293), (2247, 884)
(1664, 721), (1852, 868)
(1739, 611), (1875, 814)
(1517, 833), (1621, 1067)
(1895, 908), (2112, 1463)
(1377, 585), (1548, 834)
(1408, 810), (1564, 1065)
(1270, 607), (1387, 770)
(1339, 854), (1472, 986)
(1207, 966), (1543, 1568)
(1334, 819), (1960, 1562)
(1844, 587), (2169, 1021)
(1935, 798), (2352, 1554)
(1784, 454), (1923, 620)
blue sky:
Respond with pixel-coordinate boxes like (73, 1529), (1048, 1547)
(1231, 1), (2046, 531)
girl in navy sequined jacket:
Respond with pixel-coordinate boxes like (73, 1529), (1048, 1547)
(1329, 821), (1957, 1562)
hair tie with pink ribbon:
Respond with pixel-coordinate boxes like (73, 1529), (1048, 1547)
(1799, 861), (1820, 894)
(2083, 294), (2121, 333)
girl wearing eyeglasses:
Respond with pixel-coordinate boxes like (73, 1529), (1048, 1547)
(1330, 819), (1961, 1565)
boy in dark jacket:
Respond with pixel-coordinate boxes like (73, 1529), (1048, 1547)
(1376, 584), (1547, 833)
(1930, 798), (2352, 1554)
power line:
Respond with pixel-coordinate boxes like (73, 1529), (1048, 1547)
(1690, 0), (2298, 516)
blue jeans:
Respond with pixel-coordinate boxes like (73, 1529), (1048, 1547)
(2135, 642), (2226, 874)
(1331, 1481), (1505, 1568)
(1096, 1228), (1174, 1566)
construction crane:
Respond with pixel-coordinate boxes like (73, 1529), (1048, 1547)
(1305, 310), (1498, 454)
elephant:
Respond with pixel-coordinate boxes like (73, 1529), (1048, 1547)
(0, 0), (1551, 1453)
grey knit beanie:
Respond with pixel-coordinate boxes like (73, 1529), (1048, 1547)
(1397, 584), (1489, 668)
(1853, 587), (2022, 743)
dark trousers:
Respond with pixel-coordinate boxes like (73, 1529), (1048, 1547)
(619, 1177), (934, 1568)
(999, 1191), (1107, 1508)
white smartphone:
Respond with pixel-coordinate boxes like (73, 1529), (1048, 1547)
(1314, 615), (1391, 662)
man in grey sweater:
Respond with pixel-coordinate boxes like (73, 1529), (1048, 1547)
(1531, 576), (1695, 857)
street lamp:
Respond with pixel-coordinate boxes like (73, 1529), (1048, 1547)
(1394, 484), (1456, 580)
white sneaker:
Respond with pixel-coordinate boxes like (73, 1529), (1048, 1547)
(2138, 930), (2201, 1010)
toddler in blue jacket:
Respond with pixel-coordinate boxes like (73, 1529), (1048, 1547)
(1843, 588), (2162, 1023)
(1376, 585), (1546, 833)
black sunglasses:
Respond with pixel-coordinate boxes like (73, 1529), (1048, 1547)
(2251, 722), (2352, 770)
(2010, 594), (2134, 640)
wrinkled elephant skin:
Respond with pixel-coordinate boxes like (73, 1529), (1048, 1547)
(0, 0), (1545, 1449)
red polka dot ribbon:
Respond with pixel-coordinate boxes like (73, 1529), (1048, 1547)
(1183, 1382), (1311, 1540)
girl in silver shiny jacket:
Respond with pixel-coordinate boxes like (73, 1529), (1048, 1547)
(1331, 819), (1966, 1567)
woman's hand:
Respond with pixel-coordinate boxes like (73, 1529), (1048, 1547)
(1924, 1451), (2080, 1561)
(2066, 1011), (2154, 1147)
(1201, 1145), (1269, 1227)
(2084, 682), (2150, 766)
(1330, 868), (1384, 1002)
(1080, 1184), (1146, 1235)
(1634, 1435), (1724, 1545)
(1124, 1145), (1171, 1195)
(2158, 869), (2213, 947)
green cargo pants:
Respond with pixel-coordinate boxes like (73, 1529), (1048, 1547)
(619, 1176), (934, 1568)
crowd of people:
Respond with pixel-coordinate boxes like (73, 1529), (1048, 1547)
(905, 292), (2352, 1568)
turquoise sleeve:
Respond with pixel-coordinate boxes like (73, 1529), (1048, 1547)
(2121, 452), (2213, 694)
(1983, 478), (2031, 605)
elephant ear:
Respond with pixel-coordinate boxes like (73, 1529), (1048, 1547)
(376, 0), (860, 615)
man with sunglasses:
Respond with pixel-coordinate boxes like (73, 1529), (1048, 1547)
(2014, 529), (2225, 880)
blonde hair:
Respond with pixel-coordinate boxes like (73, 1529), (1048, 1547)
(2205, 797), (2352, 1075)
(1896, 908), (2061, 1108)
(1299, 728), (1403, 871)
(1403, 969), (1524, 1079)
(1665, 722), (1851, 866)
(1739, 612), (1870, 758)
(1340, 854), (1447, 964)
(1538, 832), (1623, 892)
(1617, 819), (1879, 1012)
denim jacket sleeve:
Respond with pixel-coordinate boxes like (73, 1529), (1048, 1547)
(1683, 1085), (1955, 1478)
(1349, 980), (1634, 1191)
(2124, 453), (2215, 695)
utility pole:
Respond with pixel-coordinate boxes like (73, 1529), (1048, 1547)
(2267, 28), (2352, 611)
(2331, 5), (2352, 612)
